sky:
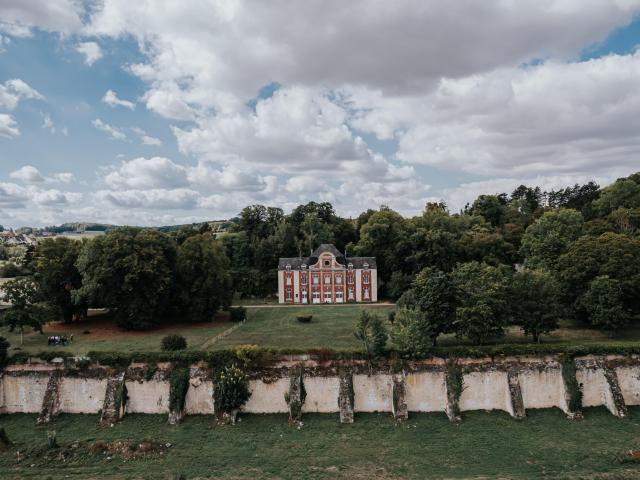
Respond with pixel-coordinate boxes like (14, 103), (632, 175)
(1, 1), (640, 228)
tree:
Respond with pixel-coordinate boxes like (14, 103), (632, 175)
(451, 262), (510, 344)
(557, 232), (640, 323)
(391, 307), (432, 357)
(579, 276), (633, 334)
(468, 195), (507, 227)
(592, 177), (640, 216)
(510, 270), (561, 342)
(0, 277), (52, 345)
(176, 234), (232, 322)
(510, 185), (542, 215)
(520, 209), (583, 271)
(33, 237), (85, 323)
(74, 228), (177, 330)
(0, 336), (9, 368)
(412, 267), (456, 346)
(547, 181), (600, 215)
(354, 310), (387, 360)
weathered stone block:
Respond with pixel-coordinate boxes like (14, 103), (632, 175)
(603, 364), (628, 418)
(285, 366), (305, 424)
(338, 373), (354, 424)
(391, 374), (408, 422)
(507, 370), (526, 419)
(37, 371), (61, 424)
(100, 372), (126, 427)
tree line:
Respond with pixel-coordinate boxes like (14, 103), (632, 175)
(1, 171), (639, 340)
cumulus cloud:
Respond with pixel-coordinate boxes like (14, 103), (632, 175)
(0, 182), (28, 208)
(102, 89), (135, 109)
(0, 113), (19, 138)
(76, 41), (102, 65)
(0, 0), (83, 36)
(0, 78), (43, 109)
(52, 172), (75, 184)
(104, 157), (189, 189)
(92, 118), (126, 140)
(32, 189), (82, 206)
(96, 188), (200, 210)
(10, 165), (45, 183)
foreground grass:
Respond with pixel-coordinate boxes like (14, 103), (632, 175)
(1, 409), (640, 479)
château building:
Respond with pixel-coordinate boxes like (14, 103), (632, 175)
(277, 244), (377, 304)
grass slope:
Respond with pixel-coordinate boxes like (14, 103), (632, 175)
(1, 409), (640, 479)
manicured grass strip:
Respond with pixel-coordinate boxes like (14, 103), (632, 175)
(1, 409), (640, 479)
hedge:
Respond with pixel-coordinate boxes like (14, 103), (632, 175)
(7, 342), (640, 368)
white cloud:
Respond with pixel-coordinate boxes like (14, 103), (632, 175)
(0, 78), (43, 109)
(0, 182), (28, 208)
(52, 172), (75, 184)
(92, 118), (126, 140)
(10, 165), (45, 183)
(96, 188), (200, 209)
(41, 112), (55, 133)
(102, 89), (135, 109)
(0, 113), (19, 138)
(32, 189), (82, 206)
(0, 0), (84, 36)
(76, 42), (103, 65)
(130, 127), (162, 146)
(104, 157), (189, 189)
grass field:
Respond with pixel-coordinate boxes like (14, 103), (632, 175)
(3, 303), (640, 355)
(1, 409), (640, 479)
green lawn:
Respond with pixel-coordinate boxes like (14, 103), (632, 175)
(2, 409), (640, 479)
(3, 304), (640, 355)
(213, 304), (395, 350)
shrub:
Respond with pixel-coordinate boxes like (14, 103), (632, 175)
(296, 315), (312, 323)
(354, 311), (388, 360)
(161, 335), (187, 352)
(387, 311), (396, 324)
(228, 307), (246, 322)
(169, 366), (190, 413)
(213, 365), (251, 414)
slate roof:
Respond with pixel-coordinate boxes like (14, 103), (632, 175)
(278, 243), (376, 270)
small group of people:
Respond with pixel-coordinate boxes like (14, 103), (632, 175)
(47, 334), (73, 346)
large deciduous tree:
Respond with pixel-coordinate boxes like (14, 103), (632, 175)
(557, 232), (640, 328)
(176, 234), (232, 322)
(520, 209), (583, 271)
(451, 262), (510, 345)
(412, 267), (456, 346)
(510, 269), (561, 343)
(33, 237), (85, 323)
(1, 277), (52, 345)
(74, 228), (177, 330)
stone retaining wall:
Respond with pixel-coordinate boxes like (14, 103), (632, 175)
(1, 355), (638, 423)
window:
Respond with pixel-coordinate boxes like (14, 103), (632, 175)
(364, 287), (369, 299)
(324, 275), (331, 285)
(336, 275), (342, 285)
(285, 289), (293, 300)
(313, 275), (319, 285)
(348, 263), (353, 270)
(348, 275), (354, 285)
(286, 276), (292, 286)
(301, 274), (307, 285)
(301, 264), (307, 269)
(324, 259), (330, 267)
(286, 264), (291, 271)
(363, 273), (370, 284)
(348, 288), (354, 300)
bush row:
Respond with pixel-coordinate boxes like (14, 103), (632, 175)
(7, 342), (640, 368)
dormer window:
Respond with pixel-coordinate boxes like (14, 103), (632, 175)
(301, 264), (307, 269)
(363, 263), (369, 269)
(286, 264), (291, 271)
(348, 263), (353, 270)
(324, 259), (330, 267)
